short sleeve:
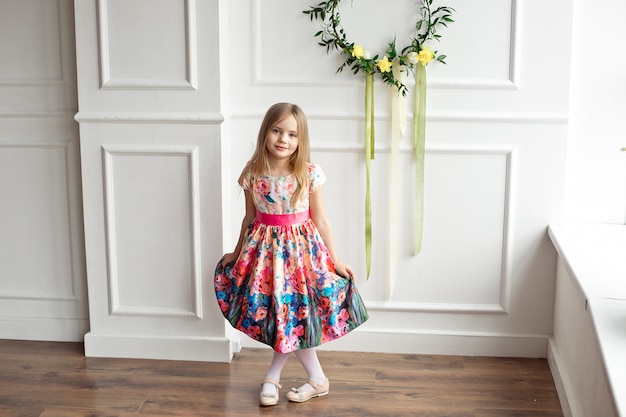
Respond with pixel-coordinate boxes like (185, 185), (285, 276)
(308, 163), (327, 193)
(237, 162), (252, 191)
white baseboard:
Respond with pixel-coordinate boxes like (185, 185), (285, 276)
(238, 328), (551, 358)
(547, 337), (574, 417)
(84, 332), (236, 362)
(0, 317), (89, 342)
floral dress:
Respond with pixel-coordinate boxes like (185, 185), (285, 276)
(214, 162), (368, 353)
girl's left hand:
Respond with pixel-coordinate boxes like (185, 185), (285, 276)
(335, 261), (355, 280)
(221, 252), (238, 267)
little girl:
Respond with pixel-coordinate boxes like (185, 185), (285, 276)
(214, 103), (369, 406)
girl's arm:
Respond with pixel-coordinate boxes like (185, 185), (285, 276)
(221, 190), (256, 267)
(309, 186), (355, 279)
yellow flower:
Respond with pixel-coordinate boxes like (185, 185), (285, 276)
(351, 44), (365, 59)
(418, 46), (435, 66)
(376, 56), (392, 73)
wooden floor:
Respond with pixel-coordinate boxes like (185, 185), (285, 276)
(0, 340), (563, 417)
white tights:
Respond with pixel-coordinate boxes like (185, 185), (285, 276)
(261, 348), (327, 395)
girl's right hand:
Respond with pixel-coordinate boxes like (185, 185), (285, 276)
(221, 252), (238, 267)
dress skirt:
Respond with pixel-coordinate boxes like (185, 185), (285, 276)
(214, 211), (369, 353)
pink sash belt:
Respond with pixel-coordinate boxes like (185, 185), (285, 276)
(255, 210), (310, 226)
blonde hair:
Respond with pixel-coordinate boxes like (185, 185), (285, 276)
(247, 103), (311, 206)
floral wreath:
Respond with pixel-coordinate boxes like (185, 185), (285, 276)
(304, 0), (454, 285)
(303, 0), (454, 96)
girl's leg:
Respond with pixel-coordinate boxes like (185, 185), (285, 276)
(293, 348), (327, 392)
(261, 351), (289, 395)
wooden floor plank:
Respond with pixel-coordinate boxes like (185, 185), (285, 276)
(0, 340), (562, 417)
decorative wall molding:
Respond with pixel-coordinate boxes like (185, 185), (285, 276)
(423, 145), (516, 315)
(0, 292), (77, 301)
(0, 142), (72, 150)
(96, 0), (198, 90)
(509, 0), (522, 88)
(310, 140), (518, 156)
(0, 112), (77, 119)
(427, 110), (567, 124)
(231, 110), (568, 125)
(252, 0), (521, 90)
(74, 112), (224, 124)
(241, 327), (551, 358)
(0, 80), (65, 87)
(7, 110), (567, 125)
(364, 300), (507, 314)
(352, 327), (549, 341)
(101, 144), (203, 318)
(391, 145), (515, 315)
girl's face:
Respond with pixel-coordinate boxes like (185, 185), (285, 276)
(265, 114), (299, 163)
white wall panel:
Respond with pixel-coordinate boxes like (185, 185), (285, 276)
(75, 0), (218, 114)
(102, 145), (202, 318)
(232, 0), (571, 118)
(0, 144), (75, 300)
(255, 0), (517, 88)
(0, 130), (87, 337)
(0, 0), (87, 342)
(98, 0), (197, 89)
(76, 0), (234, 361)
(0, 0), (76, 113)
(80, 123), (233, 361)
(391, 147), (514, 311)
(0, 0), (63, 84)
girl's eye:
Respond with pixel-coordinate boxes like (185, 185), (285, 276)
(272, 128), (280, 134)
(289, 133), (297, 138)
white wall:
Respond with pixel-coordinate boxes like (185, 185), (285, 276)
(550, 2), (626, 413)
(0, 0), (585, 360)
(565, 0), (626, 224)
(223, 0), (573, 357)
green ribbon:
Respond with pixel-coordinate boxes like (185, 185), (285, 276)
(413, 64), (426, 255)
(365, 73), (374, 279)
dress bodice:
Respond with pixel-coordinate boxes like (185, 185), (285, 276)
(240, 163), (326, 214)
